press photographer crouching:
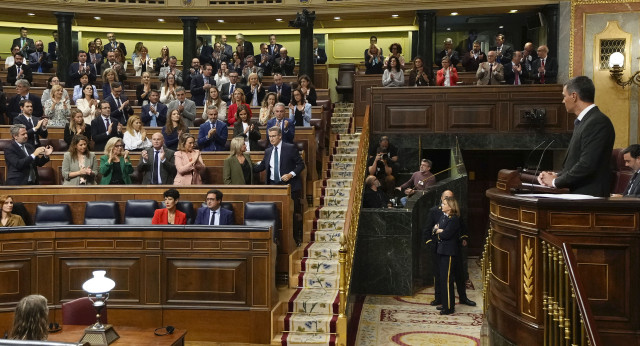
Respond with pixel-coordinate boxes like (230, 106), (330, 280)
(367, 136), (399, 195)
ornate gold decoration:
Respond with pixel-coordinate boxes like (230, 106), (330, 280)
(182, 0), (194, 6)
(523, 238), (534, 312)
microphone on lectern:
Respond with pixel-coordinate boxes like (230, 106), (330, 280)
(533, 139), (555, 180)
(521, 140), (546, 173)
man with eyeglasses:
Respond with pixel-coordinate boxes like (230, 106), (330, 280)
(195, 189), (234, 225)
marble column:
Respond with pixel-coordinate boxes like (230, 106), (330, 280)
(416, 10), (436, 76)
(294, 9), (316, 82)
(54, 12), (74, 84)
(543, 5), (559, 58)
(180, 17), (198, 83)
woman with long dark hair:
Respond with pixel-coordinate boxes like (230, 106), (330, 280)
(9, 295), (49, 340)
(382, 56), (404, 87)
(62, 134), (98, 185)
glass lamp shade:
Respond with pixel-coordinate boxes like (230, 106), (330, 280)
(82, 270), (115, 294)
(609, 52), (625, 68)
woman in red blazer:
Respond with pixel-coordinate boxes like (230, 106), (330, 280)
(152, 189), (187, 225)
(436, 56), (458, 86)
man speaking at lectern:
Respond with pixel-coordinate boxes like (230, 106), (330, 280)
(538, 76), (615, 197)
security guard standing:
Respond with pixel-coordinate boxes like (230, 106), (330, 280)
(434, 196), (461, 315)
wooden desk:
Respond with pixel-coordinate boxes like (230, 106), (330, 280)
(48, 326), (186, 346)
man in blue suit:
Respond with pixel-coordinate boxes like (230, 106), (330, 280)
(195, 189), (234, 225)
(266, 103), (295, 144)
(267, 73), (291, 106)
(197, 106), (228, 151)
(140, 90), (167, 127)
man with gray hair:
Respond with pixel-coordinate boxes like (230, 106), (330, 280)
(197, 106), (228, 152)
(166, 87), (196, 127)
(266, 102), (294, 144)
(476, 51), (504, 85)
(436, 38), (460, 68)
(5, 124), (52, 185)
(236, 33), (254, 58)
(7, 79), (43, 123)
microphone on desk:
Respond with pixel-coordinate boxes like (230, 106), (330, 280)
(520, 140), (546, 173)
(533, 139), (555, 181)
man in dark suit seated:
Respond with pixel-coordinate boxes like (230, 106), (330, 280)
(538, 76), (615, 197)
(612, 144), (640, 197)
(11, 27), (36, 58)
(197, 106), (228, 152)
(190, 63), (215, 106)
(7, 52), (33, 85)
(104, 82), (134, 124)
(220, 71), (243, 106)
(48, 30), (58, 61)
(7, 79), (43, 123)
(530, 45), (558, 84)
(68, 50), (97, 87)
(138, 132), (176, 185)
(504, 51), (527, 85)
(91, 100), (124, 152)
(4, 124), (52, 185)
(141, 90), (167, 127)
(103, 32), (127, 56)
(266, 103), (295, 144)
(272, 47), (295, 76)
(253, 125), (305, 244)
(13, 99), (48, 147)
(195, 189), (234, 225)
(267, 73), (291, 106)
(313, 38), (327, 64)
(28, 40), (53, 73)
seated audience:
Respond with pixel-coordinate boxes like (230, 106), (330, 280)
(259, 92), (277, 125)
(123, 115), (151, 151)
(202, 87), (227, 122)
(160, 73), (178, 104)
(7, 52), (32, 85)
(5, 124), (52, 185)
(461, 40), (487, 72)
(130, 42), (144, 65)
(152, 189), (187, 225)
(267, 73), (291, 106)
(174, 133), (205, 185)
(114, 47), (128, 71)
(298, 75), (317, 106)
(531, 45), (558, 84)
(214, 61), (231, 90)
(436, 56), (458, 86)
(230, 51), (244, 74)
(104, 50), (127, 82)
(384, 43), (406, 68)
(224, 137), (255, 185)
(242, 55), (264, 84)
(91, 100), (124, 152)
(136, 72), (158, 106)
(195, 189), (234, 225)
(504, 51), (527, 85)
(62, 134), (98, 185)
(72, 74), (98, 103)
(155, 46), (170, 73)
(166, 87), (197, 127)
(611, 144), (640, 197)
(272, 47), (295, 76)
(191, 63), (215, 106)
(221, 71), (244, 106)
(365, 44), (384, 75)
(408, 56), (431, 86)
(76, 83), (100, 123)
(159, 55), (183, 86)
(245, 72), (265, 107)
(313, 37), (327, 64)
(9, 295), (48, 340)
(476, 51), (504, 85)
(7, 79), (43, 122)
(382, 56), (404, 87)
(198, 106), (228, 152)
(435, 38), (460, 69)
(13, 99), (47, 147)
(141, 90), (167, 127)
(106, 82), (134, 124)
(395, 159), (436, 206)
(64, 109), (92, 146)
(28, 40), (53, 73)
(134, 46), (153, 76)
(162, 109), (189, 151)
(233, 105), (261, 151)
(99, 137), (133, 185)
(87, 40), (103, 74)
(227, 88), (252, 126)
(101, 67), (119, 99)
(68, 50), (96, 87)
(266, 103), (295, 144)
(42, 76), (69, 104)
(1, 195), (25, 227)
(43, 85), (71, 127)
(5, 45), (20, 70)
(139, 132), (177, 184)
(362, 175), (390, 208)
(289, 88), (312, 127)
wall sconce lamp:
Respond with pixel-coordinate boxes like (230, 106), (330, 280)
(609, 52), (640, 87)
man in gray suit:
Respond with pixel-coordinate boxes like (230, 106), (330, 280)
(138, 132), (176, 185)
(158, 56), (183, 86)
(476, 51), (504, 85)
(166, 87), (196, 127)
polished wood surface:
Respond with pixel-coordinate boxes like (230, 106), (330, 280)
(485, 187), (640, 345)
(48, 325), (186, 346)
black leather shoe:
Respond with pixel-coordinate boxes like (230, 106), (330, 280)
(430, 300), (441, 306)
(440, 309), (455, 315)
(436, 305), (444, 310)
(460, 298), (476, 306)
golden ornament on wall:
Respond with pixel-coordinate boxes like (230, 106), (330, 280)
(523, 238), (534, 313)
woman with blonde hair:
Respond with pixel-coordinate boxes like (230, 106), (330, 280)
(227, 88), (251, 126)
(259, 92), (277, 125)
(160, 73), (178, 104)
(101, 67), (120, 99)
(99, 137), (133, 185)
(63, 109), (92, 146)
(202, 87), (227, 122)
(174, 133), (205, 185)
(123, 115), (151, 151)
(136, 71), (157, 106)
(62, 134), (98, 185)
(155, 45), (170, 73)
(9, 295), (49, 340)
(246, 72), (265, 107)
(44, 84), (70, 127)
(223, 137), (254, 185)
(434, 196), (461, 315)
(1, 195), (25, 227)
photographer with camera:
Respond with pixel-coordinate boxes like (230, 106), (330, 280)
(367, 136), (399, 195)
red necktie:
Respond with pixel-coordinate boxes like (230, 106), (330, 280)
(514, 67), (520, 85)
(540, 59), (545, 84)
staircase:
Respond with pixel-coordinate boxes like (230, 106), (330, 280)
(276, 103), (358, 346)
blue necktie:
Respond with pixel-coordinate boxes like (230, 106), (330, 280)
(273, 147), (281, 183)
(209, 210), (216, 225)
(150, 105), (157, 127)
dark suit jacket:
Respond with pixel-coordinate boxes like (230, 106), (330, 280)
(531, 57), (558, 84)
(436, 214), (460, 256)
(244, 85), (266, 107)
(461, 51), (487, 72)
(220, 82), (245, 106)
(198, 45), (214, 65)
(7, 64), (33, 85)
(13, 114), (48, 146)
(491, 43), (514, 64)
(555, 106), (615, 197)
(137, 146), (176, 184)
(190, 74), (215, 106)
(504, 62), (527, 85)
(239, 41), (255, 59)
(141, 102), (168, 127)
(269, 43), (283, 57)
(315, 48), (327, 64)
(272, 56), (295, 76)
(12, 37), (35, 56)
(255, 54), (273, 76)
(266, 117), (295, 144)
(267, 83), (291, 106)
(436, 49), (460, 68)
(4, 141), (50, 185)
(233, 121), (262, 151)
(253, 141), (304, 192)
(104, 94), (134, 124)
(90, 116), (123, 152)
(103, 41), (127, 56)
(28, 51), (53, 72)
(623, 172), (640, 197)
(7, 94), (43, 122)
(197, 120), (228, 151)
(48, 41), (58, 60)
(195, 207), (234, 225)
(152, 208), (187, 225)
(68, 62), (97, 87)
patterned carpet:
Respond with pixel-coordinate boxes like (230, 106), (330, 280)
(355, 259), (484, 346)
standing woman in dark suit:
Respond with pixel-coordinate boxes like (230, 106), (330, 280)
(64, 109), (92, 146)
(136, 72), (157, 106)
(232, 105), (261, 151)
(152, 189), (187, 225)
(223, 137), (254, 185)
(99, 137), (133, 185)
(434, 196), (461, 315)
(298, 75), (317, 106)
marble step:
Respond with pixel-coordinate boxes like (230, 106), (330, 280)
(282, 313), (338, 334)
(288, 288), (339, 314)
(315, 206), (348, 219)
(303, 242), (342, 260)
(278, 332), (337, 346)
